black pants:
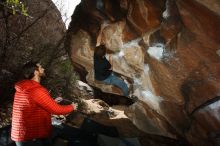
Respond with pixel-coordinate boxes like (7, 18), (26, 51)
(15, 138), (51, 146)
(15, 124), (81, 146)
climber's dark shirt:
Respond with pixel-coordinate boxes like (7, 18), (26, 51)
(94, 56), (112, 81)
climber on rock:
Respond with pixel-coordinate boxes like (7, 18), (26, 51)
(94, 44), (129, 97)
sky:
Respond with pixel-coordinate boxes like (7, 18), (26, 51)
(52, 0), (81, 28)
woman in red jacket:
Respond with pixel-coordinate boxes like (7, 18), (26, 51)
(11, 61), (77, 146)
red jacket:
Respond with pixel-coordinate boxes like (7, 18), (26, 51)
(11, 80), (74, 142)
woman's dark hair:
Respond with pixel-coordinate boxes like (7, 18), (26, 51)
(94, 44), (106, 59)
(22, 61), (39, 79)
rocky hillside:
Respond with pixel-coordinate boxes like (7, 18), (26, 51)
(66, 0), (220, 146)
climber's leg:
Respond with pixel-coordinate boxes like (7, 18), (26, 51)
(103, 73), (129, 97)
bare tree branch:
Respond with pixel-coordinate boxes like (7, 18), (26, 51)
(0, 8), (10, 67)
(11, 5), (53, 46)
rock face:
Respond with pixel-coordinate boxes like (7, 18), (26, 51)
(66, 0), (220, 145)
